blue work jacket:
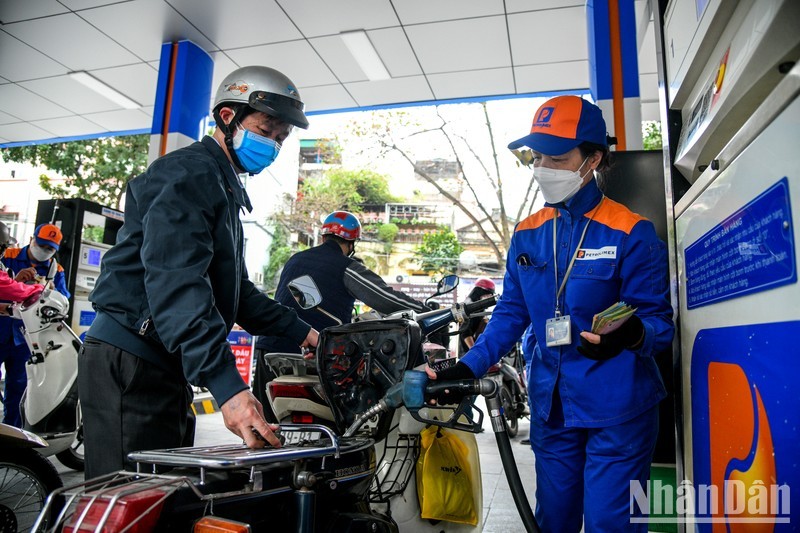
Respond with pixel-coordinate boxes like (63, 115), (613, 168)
(88, 136), (311, 406)
(0, 247), (70, 346)
(462, 179), (674, 427)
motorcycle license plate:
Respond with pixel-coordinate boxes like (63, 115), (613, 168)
(281, 430), (322, 446)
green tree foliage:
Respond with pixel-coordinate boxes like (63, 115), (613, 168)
(414, 229), (463, 275)
(642, 121), (663, 151)
(1, 134), (149, 210)
(302, 168), (399, 212)
(262, 224), (293, 293)
(377, 223), (399, 254)
(276, 167), (399, 237)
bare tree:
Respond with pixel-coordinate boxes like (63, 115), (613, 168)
(346, 104), (540, 269)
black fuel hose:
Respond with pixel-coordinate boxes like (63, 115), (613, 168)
(494, 428), (540, 532)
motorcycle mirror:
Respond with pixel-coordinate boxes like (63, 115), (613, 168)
(287, 275), (322, 310)
(434, 274), (459, 295)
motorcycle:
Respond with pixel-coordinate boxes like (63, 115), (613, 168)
(8, 289), (84, 471)
(264, 275), (458, 429)
(486, 340), (529, 438)
(32, 277), (517, 533)
(0, 422), (63, 532)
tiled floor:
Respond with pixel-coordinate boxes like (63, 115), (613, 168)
(53, 396), (537, 531)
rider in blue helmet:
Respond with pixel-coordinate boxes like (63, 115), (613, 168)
(253, 210), (429, 418)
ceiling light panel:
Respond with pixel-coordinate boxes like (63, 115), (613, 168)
(68, 71), (141, 109)
(340, 30), (391, 81)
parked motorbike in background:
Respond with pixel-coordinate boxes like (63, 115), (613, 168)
(486, 340), (529, 437)
(8, 289), (84, 471)
(0, 422), (63, 532)
(33, 276), (502, 532)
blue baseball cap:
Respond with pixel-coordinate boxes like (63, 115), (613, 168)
(508, 96), (608, 155)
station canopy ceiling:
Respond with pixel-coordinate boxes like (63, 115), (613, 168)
(0, 0), (657, 147)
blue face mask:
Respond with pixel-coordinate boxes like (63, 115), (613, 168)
(231, 127), (281, 174)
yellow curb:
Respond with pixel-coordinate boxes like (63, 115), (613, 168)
(192, 397), (219, 415)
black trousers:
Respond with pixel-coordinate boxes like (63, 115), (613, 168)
(78, 337), (195, 479)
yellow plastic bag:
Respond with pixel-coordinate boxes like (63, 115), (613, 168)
(416, 425), (478, 525)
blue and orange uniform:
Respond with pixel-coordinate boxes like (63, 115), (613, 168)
(0, 246), (70, 427)
(462, 177), (673, 531)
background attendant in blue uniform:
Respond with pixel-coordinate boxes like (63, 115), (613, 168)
(0, 223), (69, 427)
(427, 95), (674, 532)
(253, 210), (428, 415)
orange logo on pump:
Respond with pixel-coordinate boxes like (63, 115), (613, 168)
(708, 362), (777, 532)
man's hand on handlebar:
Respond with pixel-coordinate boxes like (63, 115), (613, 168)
(424, 361), (476, 405)
(301, 328), (319, 349)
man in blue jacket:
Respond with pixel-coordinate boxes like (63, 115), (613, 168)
(427, 96), (674, 532)
(1, 223), (69, 427)
(80, 66), (318, 478)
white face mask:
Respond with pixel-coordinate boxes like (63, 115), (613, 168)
(533, 158), (591, 204)
(29, 242), (55, 262)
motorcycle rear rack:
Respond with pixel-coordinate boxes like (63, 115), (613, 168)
(33, 471), (193, 533)
(128, 424), (343, 470)
(34, 425), (374, 532)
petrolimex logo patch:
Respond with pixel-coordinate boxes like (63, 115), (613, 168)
(641, 322), (799, 529)
(576, 246), (617, 260)
(534, 106), (554, 128)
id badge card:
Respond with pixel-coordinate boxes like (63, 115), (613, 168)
(545, 315), (572, 347)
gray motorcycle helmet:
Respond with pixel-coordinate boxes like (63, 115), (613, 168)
(213, 65), (308, 129)
(0, 221), (17, 249)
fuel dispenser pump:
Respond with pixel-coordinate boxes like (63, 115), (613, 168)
(35, 198), (123, 339)
(653, 0), (799, 528)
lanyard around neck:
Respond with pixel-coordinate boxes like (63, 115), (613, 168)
(552, 197), (604, 315)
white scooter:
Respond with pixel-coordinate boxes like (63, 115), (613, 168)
(9, 289), (84, 470)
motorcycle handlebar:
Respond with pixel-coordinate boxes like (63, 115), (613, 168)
(415, 295), (498, 337)
(462, 294), (498, 316)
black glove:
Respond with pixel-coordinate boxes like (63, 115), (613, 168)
(577, 315), (645, 361)
(429, 361), (475, 405)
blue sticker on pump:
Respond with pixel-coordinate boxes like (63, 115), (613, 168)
(684, 178), (795, 309)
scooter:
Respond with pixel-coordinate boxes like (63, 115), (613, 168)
(33, 280), (517, 533)
(0, 422), (63, 532)
(486, 340), (529, 437)
(8, 289), (84, 471)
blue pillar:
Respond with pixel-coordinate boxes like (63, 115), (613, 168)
(586, 0), (642, 150)
(148, 40), (214, 162)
